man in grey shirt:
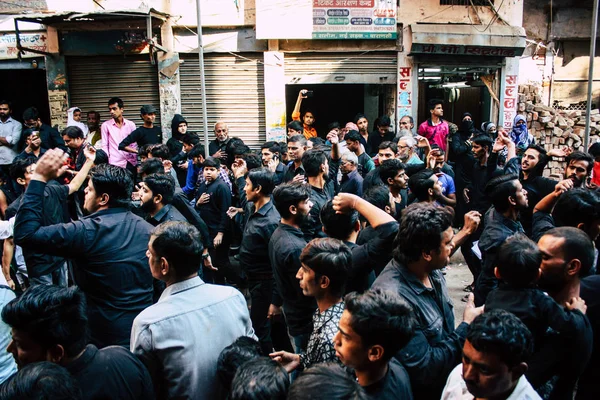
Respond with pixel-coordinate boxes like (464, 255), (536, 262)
(0, 100), (22, 171)
(131, 222), (255, 400)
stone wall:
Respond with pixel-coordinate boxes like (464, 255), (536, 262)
(518, 84), (599, 178)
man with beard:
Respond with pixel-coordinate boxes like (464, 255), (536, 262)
(138, 173), (187, 226)
(283, 135), (307, 183)
(0, 100), (22, 176)
(527, 227), (594, 399)
(474, 174), (529, 306)
(339, 151), (363, 197)
(260, 141), (288, 185)
(14, 150), (154, 348)
(86, 111), (102, 147)
(209, 121), (231, 165)
(269, 182), (316, 354)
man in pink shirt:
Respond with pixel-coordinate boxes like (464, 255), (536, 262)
(101, 97), (137, 170)
(418, 99), (449, 152)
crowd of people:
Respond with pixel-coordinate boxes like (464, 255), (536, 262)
(0, 89), (598, 400)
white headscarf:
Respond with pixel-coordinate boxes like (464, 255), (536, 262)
(67, 107), (89, 137)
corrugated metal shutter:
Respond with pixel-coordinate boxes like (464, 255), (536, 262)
(67, 56), (160, 127)
(180, 54), (265, 148)
(284, 52), (397, 84)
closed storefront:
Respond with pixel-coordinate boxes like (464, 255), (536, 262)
(180, 53), (265, 148)
(67, 56), (160, 127)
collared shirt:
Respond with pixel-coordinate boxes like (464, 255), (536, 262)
(131, 276), (255, 400)
(64, 344), (154, 400)
(269, 223), (316, 335)
(373, 260), (468, 400)
(283, 162), (306, 183)
(274, 162), (288, 186)
(14, 180), (154, 348)
(101, 118), (137, 168)
(239, 200), (281, 277)
(363, 358), (413, 400)
(300, 301), (344, 369)
(195, 177), (232, 238)
(418, 119), (450, 152)
(340, 168), (364, 197)
(442, 364), (541, 400)
(0, 116), (22, 164)
(405, 153), (424, 166)
(147, 204), (187, 226)
(196, 166), (232, 193)
(13, 148), (46, 163)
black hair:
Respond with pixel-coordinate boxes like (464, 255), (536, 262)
(496, 234), (542, 287)
(288, 134), (307, 146)
(378, 159), (406, 185)
(87, 110), (100, 119)
(378, 141), (397, 153)
(327, 121), (341, 131)
(217, 336), (262, 391)
(287, 121), (304, 133)
(288, 363), (366, 400)
(9, 158), (35, 181)
(302, 149), (328, 177)
(320, 200), (359, 241)
(552, 188), (600, 233)
(408, 169), (436, 202)
(1, 285), (88, 358)
(467, 309), (534, 367)
(203, 156), (221, 169)
(309, 137), (325, 147)
(363, 186), (391, 211)
(61, 126), (84, 139)
(0, 99), (12, 108)
(485, 174), (520, 213)
(139, 158), (165, 177)
(94, 149), (109, 165)
(345, 131), (361, 143)
(299, 238), (351, 298)
(589, 142), (600, 158)
(279, 142), (288, 153)
(0, 362), (82, 400)
(377, 115), (391, 127)
(472, 133), (493, 151)
(566, 151), (594, 176)
(344, 288), (415, 362)
(524, 144), (549, 176)
(187, 144), (206, 160)
(261, 141), (282, 155)
(230, 357), (289, 400)
(247, 167), (275, 196)
(143, 173), (175, 205)
(272, 182), (311, 219)
(544, 227), (596, 277)
(428, 99), (443, 111)
(232, 144), (251, 157)
(89, 164), (133, 208)
(182, 132), (200, 146)
(22, 107), (40, 121)
(151, 222), (203, 278)
(150, 144), (170, 160)
(245, 153), (263, 171)
(353, 113), (367, 124)
(108, 97), (124, 108)
(393, 203), (453, 264)
(139, 144), (153, 158)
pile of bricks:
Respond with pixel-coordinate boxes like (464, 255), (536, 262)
(517, 84), (599, 178)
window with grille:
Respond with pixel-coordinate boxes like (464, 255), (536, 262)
(440, 0), (490, 5)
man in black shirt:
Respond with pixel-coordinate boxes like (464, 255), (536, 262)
(22, 106), (66, 152)
(366, 115), (395, 157)
(261, 141), (288, 186)
(320, 193), (397, 293)
(234, 167), (281, 354)
(1, 285), (154, 400)
(372, 203), (483, 400)
(119, 105), (161, 154)
(14, 150), (154, 348)
(138, 173), (186, 226)
(269, 182), (316, 354)
(283, 135), (307, 183)
(14, 129), (45, 162)
(335, 289), (415, 400)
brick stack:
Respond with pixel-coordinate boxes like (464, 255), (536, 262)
(517, 84), (599, 178)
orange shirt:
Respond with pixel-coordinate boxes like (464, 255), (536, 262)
(292, 111), (317, 139)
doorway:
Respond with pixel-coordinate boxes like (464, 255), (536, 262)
(285, 84), (396, 137)
(0, 67), (50, 125)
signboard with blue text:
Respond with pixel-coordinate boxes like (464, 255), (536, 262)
(312, 0), (397, 39)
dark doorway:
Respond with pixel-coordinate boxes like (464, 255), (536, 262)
(418, 83), (484, 127)
(0, 68), (50, 125)
(286, 84), (365, 138)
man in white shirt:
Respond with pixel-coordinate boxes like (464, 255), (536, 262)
(442, 309), (541, 400)
(0, 100), (22, 172)
(131, 221), (255, 399)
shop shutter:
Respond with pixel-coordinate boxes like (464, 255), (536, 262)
(284, 52), (397, 84)
(180, 53), (265, 148)
(67, 56), (160, 128)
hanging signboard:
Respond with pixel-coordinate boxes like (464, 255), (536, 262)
(312, 0), (397, 39)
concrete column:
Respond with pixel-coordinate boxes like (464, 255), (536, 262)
(264, 51), (287, 142)
(499, 57), (520, 130)
(396, 52), (415, 133)
(44, 55), (69, 130)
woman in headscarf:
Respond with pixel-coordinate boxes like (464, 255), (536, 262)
(167, 114), (187, 157)
(509, 114), (535, 156)
(67, 107), (89, 137)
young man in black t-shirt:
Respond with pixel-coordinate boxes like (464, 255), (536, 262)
(334, 288), (415, 400)
(118, 105), (161, 154)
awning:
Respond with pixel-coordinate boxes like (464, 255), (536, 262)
(409, 23), (526, 58)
